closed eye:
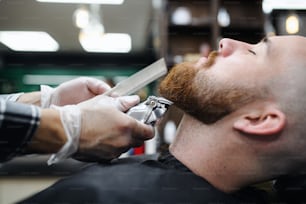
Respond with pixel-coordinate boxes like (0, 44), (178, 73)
(248, 49), (256, 55)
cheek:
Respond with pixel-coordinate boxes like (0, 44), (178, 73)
(208, 58), (263, 87)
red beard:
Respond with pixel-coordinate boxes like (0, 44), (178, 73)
(158, 61), (199, 116)
(158, 54), (261, 124)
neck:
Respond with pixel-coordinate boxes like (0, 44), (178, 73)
(170, 114), (265, 193)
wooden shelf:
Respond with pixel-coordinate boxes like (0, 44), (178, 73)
(221, 27), (264, 43)
(168, 25), (211, 33)
(166, 0), (264, 58)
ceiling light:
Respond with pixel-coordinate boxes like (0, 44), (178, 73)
(171, 7), (192, 25)
(218, 7), (230, 27)
(74, 7), (90, 29)
(36, 0), (124, 4)
(263, 0), (306, 13)
(0, 31), (59, 52)
(79, 31), (131, 53)
(74, 3), (130, 53)
(286, 14), (299, 34)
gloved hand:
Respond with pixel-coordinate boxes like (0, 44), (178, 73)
(41, 77), (111, 108)
(47, 95), (154, 165)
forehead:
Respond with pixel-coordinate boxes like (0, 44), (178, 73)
(269, 35), (306, 55)
(264, 36), (306, 72)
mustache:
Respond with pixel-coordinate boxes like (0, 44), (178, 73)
(204, 51), (219, 68)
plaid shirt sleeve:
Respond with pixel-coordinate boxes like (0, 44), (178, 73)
(0, 98), (40, 162)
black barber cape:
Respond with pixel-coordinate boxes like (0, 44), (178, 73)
(19, 151), (268, 204)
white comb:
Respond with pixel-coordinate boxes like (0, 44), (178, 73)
(103, 58), (167, 96)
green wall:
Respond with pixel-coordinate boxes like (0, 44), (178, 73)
(0, 66), (157, 98)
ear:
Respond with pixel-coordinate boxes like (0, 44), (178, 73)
(233, 107), (286, 136)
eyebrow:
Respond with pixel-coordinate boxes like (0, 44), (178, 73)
(260, 36), (270, 43)
(259, 36), (271, 55)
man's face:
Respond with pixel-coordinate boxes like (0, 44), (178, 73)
(159, 35), (306, 123)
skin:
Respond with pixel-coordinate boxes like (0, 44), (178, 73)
(159, 35), (306, 192)
(18, 92), (67, 154)
(27, 108), (67, 154)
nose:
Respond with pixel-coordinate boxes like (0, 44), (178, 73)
(218, 38), (252, 57)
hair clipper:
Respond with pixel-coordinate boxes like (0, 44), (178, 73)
(127, 96), (173, 125)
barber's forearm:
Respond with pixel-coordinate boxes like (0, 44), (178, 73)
(25, 108), (67, 154)
(17, 91), (41, 106)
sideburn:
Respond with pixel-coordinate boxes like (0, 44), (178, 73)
(191, 75), (263, 124)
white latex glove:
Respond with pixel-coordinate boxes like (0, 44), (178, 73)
(47, 105), (81, 165)
(47, 95), (154, 165)
(41, 77), (111, 108)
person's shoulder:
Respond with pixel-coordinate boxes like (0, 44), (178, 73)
(24, 154), (269, 204)
(77, 153), (210, 189)
(113, 153), (160, 164)
(83, 153), (164, 173)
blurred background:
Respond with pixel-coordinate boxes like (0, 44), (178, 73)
(0, 0), (305, 203)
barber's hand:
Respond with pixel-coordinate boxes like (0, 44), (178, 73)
(41, 77), (111, 108)
(47, 94), (154, 165)
(74, 95), (154, 162)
